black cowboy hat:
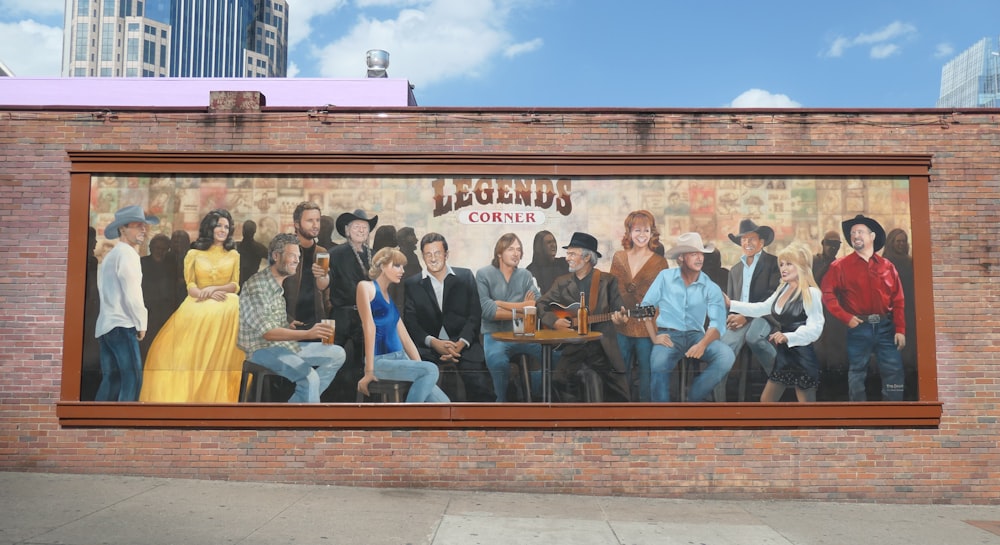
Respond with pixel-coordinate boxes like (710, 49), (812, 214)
(842, 214), (886, 252)
(728, 219), (774, 246)
(562, 231), (602, 258)
(335, 209), (378, 238)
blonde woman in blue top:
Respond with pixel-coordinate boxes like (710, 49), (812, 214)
(356, 247), (450, 402)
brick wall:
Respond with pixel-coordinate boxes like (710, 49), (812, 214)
(1, 106), (998, 503)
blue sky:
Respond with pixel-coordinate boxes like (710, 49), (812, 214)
(1, 0), (999, 107)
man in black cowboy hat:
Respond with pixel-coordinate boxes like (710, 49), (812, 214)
(326, 208), (378, 400)
(721, 219), (780, 401)
(538, 232), (631, 402)
(821, 214), (906, 401)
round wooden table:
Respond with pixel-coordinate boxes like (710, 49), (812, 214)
(491, 329), (602, 402)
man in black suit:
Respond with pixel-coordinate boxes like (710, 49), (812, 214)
(403, 232), (494, 402)
(721, 219), (781, 400)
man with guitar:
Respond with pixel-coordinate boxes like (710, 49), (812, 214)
(538, 232), (633, 402)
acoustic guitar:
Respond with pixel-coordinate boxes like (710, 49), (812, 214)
(547, 302), (656, 328)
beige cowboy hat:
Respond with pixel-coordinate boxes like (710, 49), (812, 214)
(665, 232), (715, 259)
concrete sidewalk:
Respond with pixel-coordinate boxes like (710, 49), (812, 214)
(2, 472), (999, 545)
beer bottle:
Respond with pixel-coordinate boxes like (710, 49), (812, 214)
(577, 291), (589, 335)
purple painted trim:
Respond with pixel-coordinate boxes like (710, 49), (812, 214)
(0, 78), (417, 107)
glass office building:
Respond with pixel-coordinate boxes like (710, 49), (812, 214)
(62, 0), (171, 77)
(63, 0), (287, 78)
(937, 37), (1000, 108)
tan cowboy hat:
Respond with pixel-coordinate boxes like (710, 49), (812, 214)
(666, 232), (715, 259)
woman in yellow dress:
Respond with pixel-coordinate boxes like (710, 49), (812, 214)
(140, 209), (244, 402)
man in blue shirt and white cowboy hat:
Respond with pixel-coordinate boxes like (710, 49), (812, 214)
(641, 232), (735, 402)
(95, 204), (159, 401)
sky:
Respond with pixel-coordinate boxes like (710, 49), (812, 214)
(1, 0), (999, 108)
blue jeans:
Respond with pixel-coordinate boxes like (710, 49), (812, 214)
(649, 329), (735, 402)
(249, 343), (345, 403)
(618, 334), (653, 402)
(96, 327), (143, 402)
(846, 321), (904, 401)
(482, 335), (542, 402)
(373, 351), (450, 402)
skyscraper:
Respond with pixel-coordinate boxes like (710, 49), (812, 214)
(170, 0), (252, 77)
(937, 37), (1000, 108)
(62, 0), (288, 78)
(246, 0), (288, 77)
(61, 0), (171, 77)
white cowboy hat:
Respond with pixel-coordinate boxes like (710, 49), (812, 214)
(665, 232), (715, 259)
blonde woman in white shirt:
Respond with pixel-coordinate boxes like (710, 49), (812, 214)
(727, 244), (824, 402)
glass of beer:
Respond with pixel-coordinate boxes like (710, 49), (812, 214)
(316, 252), (330, 273)
(523, 305), (536, 336)
(511, 308), (524, 336)
(321, 319), (336, 345)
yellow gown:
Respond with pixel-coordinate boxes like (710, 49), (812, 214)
(140, 246), (245, 402)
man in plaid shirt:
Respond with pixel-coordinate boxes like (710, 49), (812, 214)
(239, 233), (344, 403)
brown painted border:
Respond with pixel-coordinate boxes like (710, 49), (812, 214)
(59, 152), (941, 428)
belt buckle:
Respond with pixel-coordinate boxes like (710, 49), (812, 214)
(866, 314), (881, 324)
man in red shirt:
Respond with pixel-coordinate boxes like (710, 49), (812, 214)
(821, 215), (906, 401)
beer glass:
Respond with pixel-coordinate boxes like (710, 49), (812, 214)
(321, 319), (336, 345)
(316, 252), (330, 273)
(523, 305), (537, 336)
(511, 308), (524, 335)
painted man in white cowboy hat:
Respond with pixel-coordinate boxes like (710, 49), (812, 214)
(821, 214), (906, 401)
(326, 208), (379, 400)
(538, 232), (632, 402)
(94, 205), (159, 402)
(640, 232), (735, 402)
(721, 218), (781, 400)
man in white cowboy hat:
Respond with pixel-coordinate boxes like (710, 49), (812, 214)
(821, 214), (906, 401)
(640, 232), (735, 402)
(538, 232), (631, 402)
(326, 208), (378, 400)
(721, 218), (781, 400)
(95, 205), (159, 402)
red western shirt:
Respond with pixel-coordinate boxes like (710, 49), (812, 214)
(821, 251), (905, 334)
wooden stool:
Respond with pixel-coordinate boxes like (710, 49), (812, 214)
(356, 379), (412, 402)
(238, 360), (289, 402)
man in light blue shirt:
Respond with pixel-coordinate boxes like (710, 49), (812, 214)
(641, 232), (735, 402)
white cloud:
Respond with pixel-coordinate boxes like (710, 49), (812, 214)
(288, 0), (350, 49)
(854, 21), (915, 44)
(310, 0), (540, 88)
(727, 89), (802, 108)
(0, 0), (63, 17)
(934, 42), (955, 59)
(822, 21), (916, 59)
(0, 20), (63, 76)
(870, 43), (899, 59)
(504, 38), (542, 59)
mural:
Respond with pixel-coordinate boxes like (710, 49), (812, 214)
(81, 174), (916, 404)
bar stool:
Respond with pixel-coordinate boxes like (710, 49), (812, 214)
(509, 354), (533, 402)
(356, 379), (412, 402)
(238, 360), (289, 402)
